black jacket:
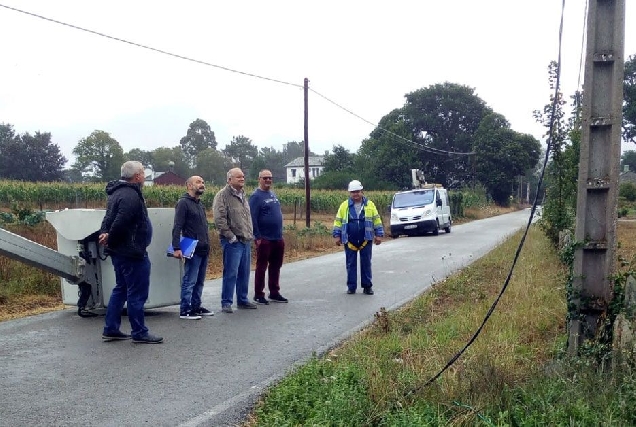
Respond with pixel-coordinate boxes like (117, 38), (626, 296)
(100, 180), (152, 259)
(171, 193), (210, 255)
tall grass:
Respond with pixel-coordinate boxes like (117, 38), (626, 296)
(251, 227), (575, 425)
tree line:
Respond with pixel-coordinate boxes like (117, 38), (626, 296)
(2, 56), (636, 205)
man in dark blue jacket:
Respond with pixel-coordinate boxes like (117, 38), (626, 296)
(99, 161), (163, 344)
(249, 169), (287, 304)
(171, 175), (213, 320)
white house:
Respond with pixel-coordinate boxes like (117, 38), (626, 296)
(284, 156), (325, 184)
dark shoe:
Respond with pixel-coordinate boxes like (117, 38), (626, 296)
(363, 288), (374, 295)
(132, 333), (163, 344)
(180, 312), (202, 320)
(347, 289), (356, 294)
(194, 307), (214, 316)
(254, 296), (269, 305)
(102, 331), (131, 341)
(221, 304), (234, 313)
(268, 294), (288, 303)
(237, 302), (258, 309)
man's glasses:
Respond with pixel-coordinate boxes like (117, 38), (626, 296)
(261, 177), (273, 180)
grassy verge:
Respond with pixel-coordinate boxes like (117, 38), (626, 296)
(248, 225), (636, 426)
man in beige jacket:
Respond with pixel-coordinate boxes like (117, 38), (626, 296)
(213, 168), (257, 313)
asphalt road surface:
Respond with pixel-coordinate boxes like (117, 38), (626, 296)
(0, 210), (532, 426)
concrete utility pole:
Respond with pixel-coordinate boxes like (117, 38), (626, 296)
(569, 0), (625, 354)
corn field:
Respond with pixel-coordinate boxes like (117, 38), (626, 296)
(0, 180), (395, 214)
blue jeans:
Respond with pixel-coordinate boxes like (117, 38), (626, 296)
(345, 242), (373, 291)
(220, 238), (251, 306)
(180, 252), (209, 314)
(103, 254), (150, 339)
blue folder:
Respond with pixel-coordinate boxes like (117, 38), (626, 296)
(167, 237), (198, 259)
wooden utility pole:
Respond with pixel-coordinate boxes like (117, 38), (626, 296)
(569, 0), (625, 354)
(304, 78), (311, 227)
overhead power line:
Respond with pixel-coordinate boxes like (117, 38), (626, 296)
(0, 3), (302, 89)
(309, 87), (475, 156)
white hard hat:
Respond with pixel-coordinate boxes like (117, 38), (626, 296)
(348, 180), (363, 192)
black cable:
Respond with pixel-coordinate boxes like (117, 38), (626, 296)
(406, 0), (567, 394)
(0, 3), (302, 89)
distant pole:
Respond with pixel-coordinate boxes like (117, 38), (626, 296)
(569, 0), (625, 354)
(304, 78), (311, 228)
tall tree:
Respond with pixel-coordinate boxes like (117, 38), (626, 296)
(252, 146), (287, 181)
(532, 62), (580, 244)
(72, 130), (125, 182)
(323, 144), (355, 173)
(623, 54), (636, 144)
(0, 127), (67, 181)
(473, 113), (541, 205)
(402, 82), (492, 188)
(125, 148), (153, 166)
(151, 146), (190, 178)
(180, 119), (217, 167)
(222, 135), (258, 174)
(621, 150), (636, 172)
(356, 109), (421, 189)
(281, 141), (310, 163)
(194, 148), (233, 185)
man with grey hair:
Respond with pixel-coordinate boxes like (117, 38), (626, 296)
(98, 160), (163, 344)
(212, 167), (257, 313)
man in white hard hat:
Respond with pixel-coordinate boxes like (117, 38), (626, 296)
(332, 179), (384, 295)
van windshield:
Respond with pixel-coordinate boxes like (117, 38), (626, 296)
(393, 190), (434, 208)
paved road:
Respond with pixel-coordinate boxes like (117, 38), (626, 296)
(0, 210), (531, 426)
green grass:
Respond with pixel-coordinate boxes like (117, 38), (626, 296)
(248, 227), (636, 426)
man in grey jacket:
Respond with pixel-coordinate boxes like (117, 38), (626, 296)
(212, 168), (257, 313)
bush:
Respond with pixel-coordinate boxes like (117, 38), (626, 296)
(619, 182), (636, 202)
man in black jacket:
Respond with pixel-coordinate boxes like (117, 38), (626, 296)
(171, 175), (213, 320)
(99, 161), (163, 344)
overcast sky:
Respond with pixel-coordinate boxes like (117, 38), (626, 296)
(1, 1), (635, 167)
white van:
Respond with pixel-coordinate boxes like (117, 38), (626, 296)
(389, 186), (451, 237)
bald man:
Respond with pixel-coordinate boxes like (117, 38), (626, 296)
(172, 175), (213, 320)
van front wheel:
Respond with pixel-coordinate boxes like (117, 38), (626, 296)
(433, 222), (439, 236)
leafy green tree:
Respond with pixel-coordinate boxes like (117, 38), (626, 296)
(194, 149), (233, 185)
(324, 145), (355, 173)
(281, 141), (308, 163)
(72, 130), (125, 181)
(623, 54), (636, 144)
(180, 119), (217, 167)
(222, 135), (258, 174)
(619, 182), (636, 201)
(356, 109), (420, 189)
(125, 148), (153, 166)
(402, 82), (492, 188)
(621, 150), (636, 172)
(0, 127), (67, 181)
(0, 123), (15, 144)
(251, 146), (288, 181)
(474, 113), (541, 205)
(533, 63), (581, 245)
(151, 146), (190, 178)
